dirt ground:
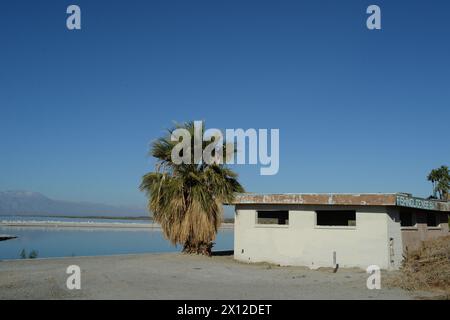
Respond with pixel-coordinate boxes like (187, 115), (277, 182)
(0, 253), (435, 300)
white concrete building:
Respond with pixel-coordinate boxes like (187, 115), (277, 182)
(233, 193), (449, 270)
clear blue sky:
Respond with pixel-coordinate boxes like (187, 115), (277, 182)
(1, 0), (449, 206)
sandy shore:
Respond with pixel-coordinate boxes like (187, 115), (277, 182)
(0, 253), (432, 300)
(0, 221), (234, 229)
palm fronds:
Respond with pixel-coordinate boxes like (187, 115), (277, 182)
(140, 121), (244, 255)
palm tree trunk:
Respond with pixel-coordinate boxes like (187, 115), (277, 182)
(182, 241), (213, 256)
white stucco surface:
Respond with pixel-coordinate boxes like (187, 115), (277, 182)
(234, 205), (404, 270)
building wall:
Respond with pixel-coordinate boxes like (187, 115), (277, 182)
(386, 207), (404, 270)
(400, 211), (449, 252)
(234, 204), (403, 270)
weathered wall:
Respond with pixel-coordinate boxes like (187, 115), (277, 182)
(234, 204), (402, 270)
(386, 207), (404, 270)
(401, 211), (449, 252)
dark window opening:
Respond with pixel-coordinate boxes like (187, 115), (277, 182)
(400, 211), (415, 227)
(316, 211), (356, 227)
(257, 211), (289, 225)
(427, 212), (439, 227)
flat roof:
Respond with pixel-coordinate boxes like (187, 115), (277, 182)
(232, 193), (450, 212)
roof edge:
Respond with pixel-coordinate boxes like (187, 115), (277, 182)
(231, 193), (450, 212)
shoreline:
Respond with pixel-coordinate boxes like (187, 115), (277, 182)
(0, 221), (234, 229)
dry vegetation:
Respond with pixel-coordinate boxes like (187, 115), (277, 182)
(390, 236), (450, 294)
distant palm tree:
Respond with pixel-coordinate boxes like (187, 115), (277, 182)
(427, 165), (450, 201)
(427, 168), (440, 198)
(140, 121), (244, 255)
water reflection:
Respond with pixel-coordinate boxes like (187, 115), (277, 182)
(0, 226), (234, 260)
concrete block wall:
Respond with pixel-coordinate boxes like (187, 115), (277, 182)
(234, 204), (403, 270)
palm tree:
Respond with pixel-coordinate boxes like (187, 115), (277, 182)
(427, 168), (440, 198)
(140, 121), (244, 255)
(427, 165), (450, 201)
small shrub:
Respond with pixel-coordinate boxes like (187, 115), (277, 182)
(19, 249), (39, 259)
(28, 250), (38, 259)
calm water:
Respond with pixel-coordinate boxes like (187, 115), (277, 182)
(0, 217), (234, 260)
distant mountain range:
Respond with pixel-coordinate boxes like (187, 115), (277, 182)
(0, 191), (148, 217)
